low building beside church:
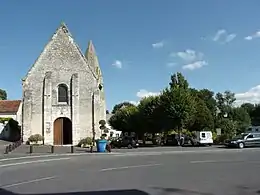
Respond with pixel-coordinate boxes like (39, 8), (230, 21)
(21, 23), (106, 145)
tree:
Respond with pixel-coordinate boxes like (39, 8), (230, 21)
(108, 105), (139, 132)
(111, 101), (136, 114)
(196, 89), (217, 116)
(241, 103), (255, 116)
(138, 95), (163, 134)
(106, 110), (110, 114)
(160, 87), (195, 133)
(0, 89), (7, 100)
(217, 118), (237, 139)
(189, 98), (214, 132)
(169, 72), (189, 90)
(230, 107), (251, 134)
(215, 90), (236, 116)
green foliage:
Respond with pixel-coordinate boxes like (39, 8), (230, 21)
(215, 90), (236, 115)
(245, 104), (260, 126)
(100, 134), (107, 139)
(0, 89), (7, 100)
(169, 72), (189, 90)
(109, 105), (139, 132)
(28, 134), (43, 143)
(230, 107), (251, 134)
(160, 87), (195, 131)
(189, 97), (214, 132)
(111, 101), (136, 114)
(99, 120), (106, 126)
(138, 96), (162, 133)
(78, 137), (92, 146)
(108, 72), (255, 142)
(0, 117), (12, 124)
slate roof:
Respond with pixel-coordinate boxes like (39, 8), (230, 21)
(0, 100), (21, 113)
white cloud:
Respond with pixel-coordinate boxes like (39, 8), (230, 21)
(136, 89), (160, 98)
(171, 49), (204, 62)
(127, 89), (160, 106)
(244, 31), (260, 41)
(112, 60), (122, 68)
(170, 49), (207, 71)
(152, 41), (164, 48)
(225, 34), (236, 43)
(182, 60), (207, 70)
(213, 29), (226, 41)
(235, 85), (260, 105)
(212, 29), (236, 43)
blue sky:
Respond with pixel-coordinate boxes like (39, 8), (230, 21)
(1, 1), (260, 111)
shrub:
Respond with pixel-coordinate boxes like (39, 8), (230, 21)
(99, 120), (106, 126)
(28, 134), (43, 144)
(100, 134), (107, 140)
(78, 137), (92, 147)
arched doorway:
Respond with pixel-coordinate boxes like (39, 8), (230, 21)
(53, 117), (72, 145)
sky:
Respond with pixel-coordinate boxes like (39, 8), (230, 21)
(1, 1), (260, 111)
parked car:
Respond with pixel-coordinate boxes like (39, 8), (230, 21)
(110, 136), (139, 149)
(191, 131), (213, 146)
(225, 132), (260, 149)
(163, 134), (179, 146)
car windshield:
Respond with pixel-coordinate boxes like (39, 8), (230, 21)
(233, 134), (248, 140)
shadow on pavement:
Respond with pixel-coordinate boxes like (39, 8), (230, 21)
(152, 187), (214, 195)
(0, 189), (148, 195)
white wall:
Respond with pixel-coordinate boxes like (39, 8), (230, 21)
(0, 113), (17, 120)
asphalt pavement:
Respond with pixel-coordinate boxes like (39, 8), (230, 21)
(1, 147), (260, 195)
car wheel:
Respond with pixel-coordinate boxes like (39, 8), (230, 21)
(208, 144), (212, 146)
(238, 142), (244, 149)
(128, 144), (133, 149)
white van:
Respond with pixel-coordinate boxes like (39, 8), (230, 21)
(193, 131), (213, 146)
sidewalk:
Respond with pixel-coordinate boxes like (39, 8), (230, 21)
(0, 144), (98, 159)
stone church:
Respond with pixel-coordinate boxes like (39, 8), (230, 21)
(21, 23), (106, 145)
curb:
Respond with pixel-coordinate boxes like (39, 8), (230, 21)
(0, 152), (123, 162)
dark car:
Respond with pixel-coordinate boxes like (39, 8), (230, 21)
(163, 134), (179, 146)
(225, 132), (260, 149)
(110, 136), (139, 149)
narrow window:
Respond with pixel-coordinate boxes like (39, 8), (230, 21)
(58, 84), (68, 103)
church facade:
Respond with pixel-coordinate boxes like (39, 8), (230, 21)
(21, 23), (106, 145)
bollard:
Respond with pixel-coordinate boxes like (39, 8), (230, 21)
(51, 146), (54, 153)
(12, 143), (15, 150)
(4, 146), (9, 154)
(29, 145), (33, 154)
(70, 145), (74, 153)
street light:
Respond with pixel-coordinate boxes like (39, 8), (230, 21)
(90, 84), (103, 153)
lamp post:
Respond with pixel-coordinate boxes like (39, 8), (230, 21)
(90, 84), (103, 153)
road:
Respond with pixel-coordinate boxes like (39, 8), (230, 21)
(1, 147), (260, 195)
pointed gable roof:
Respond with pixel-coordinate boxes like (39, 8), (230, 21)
(85, 40), (96, 56)
(22, 22), (97, 82)
(85, 40), (103, 81)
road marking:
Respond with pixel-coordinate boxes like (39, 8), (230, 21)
(0, 157), (70, 168)
(190, 160), (224, 164)
(190, 159), (260, 164)
(1, 176), (57, 188)
(100, 163), (162, 171)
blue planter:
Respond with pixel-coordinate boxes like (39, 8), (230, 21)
(96, 139), (107, 152)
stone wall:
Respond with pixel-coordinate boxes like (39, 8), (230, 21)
(22, 23), (106, 145)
